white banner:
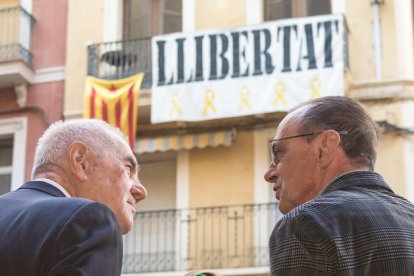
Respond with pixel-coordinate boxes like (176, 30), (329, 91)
(151, 14), (345, 123)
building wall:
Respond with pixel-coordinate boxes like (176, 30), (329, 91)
(393, 0), (414, 79)
(345, 0), (377, 80)
(377, 0), (398, 79)
(136, 152), (177, 211)
(0, 88), (17, 109)
(0, 0), (19, 8)
(365, 101), (410, 196)
(253, 127), (276, 204)
(195, 0), (246, 30)
(64, 0), (105, 118)
(189, 131), (255, 207)
(346, 0), (403, 81)
(31, 0), (67, 68)
(346, 0), (414, 201)
(22, 0), (68, 180)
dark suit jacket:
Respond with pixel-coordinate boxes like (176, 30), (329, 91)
(269, 171), (414, 275)
(0, 181), (123, 276)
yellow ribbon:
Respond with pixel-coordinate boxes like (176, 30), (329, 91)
(310, 77), (321, 99)
(238, 86), (252, 111)
(169, 91), (183, 117)
(202, 88), (217, 115)
(273, 82), (287, 106)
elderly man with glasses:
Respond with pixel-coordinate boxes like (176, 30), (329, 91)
(264, 96), (414, 275)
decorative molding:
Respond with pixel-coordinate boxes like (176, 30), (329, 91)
(348, 79), (414, 100)
(14, 84), (28, 107)
(0, 64), (65, 86)
(32, 66), (65, 84)
(0, 117), (25, 134)
(0, 61), (34, 88)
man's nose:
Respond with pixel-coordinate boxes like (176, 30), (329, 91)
(130, 182), (147, 203)
(264, 164), (277, 182)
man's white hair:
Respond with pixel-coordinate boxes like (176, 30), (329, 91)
(32, 119), (128, 178)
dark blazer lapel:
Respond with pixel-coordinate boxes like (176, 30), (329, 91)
(19, 181), (66, 197)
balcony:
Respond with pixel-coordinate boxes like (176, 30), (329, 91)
(122, 202), (281, 274)
(87, 38), (152, 89)
(0, 6), (35, 88)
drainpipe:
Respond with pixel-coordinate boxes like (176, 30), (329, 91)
(371, 0), (385, 80)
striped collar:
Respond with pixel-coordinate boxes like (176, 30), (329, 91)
(321, 170), (392, 196)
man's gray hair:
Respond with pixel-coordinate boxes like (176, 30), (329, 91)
(292, 96), (379, 171)
(32, 119), (128, 178)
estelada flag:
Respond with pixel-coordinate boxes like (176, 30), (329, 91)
(83, 73), (144, 150)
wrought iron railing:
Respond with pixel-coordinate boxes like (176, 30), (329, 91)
(0, 6), (35, 64)
(87, 37), (152, 89)
(122, 202), (281, 274)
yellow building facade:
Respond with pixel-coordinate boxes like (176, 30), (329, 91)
(63, 0), (414, 275)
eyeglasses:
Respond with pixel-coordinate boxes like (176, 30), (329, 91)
(271, 132), (323, 142)
(269, 130), (348, 166)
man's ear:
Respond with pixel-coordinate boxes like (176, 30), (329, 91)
(69, 141), (88, 181)
(318, 130), (341, 169)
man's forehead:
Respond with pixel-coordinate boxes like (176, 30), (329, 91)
(275, 113), (302, 138)
(275, 106), (307, 139)
(110, 140), (138, 166)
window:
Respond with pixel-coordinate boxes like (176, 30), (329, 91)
(123, 0), (182, 39)
(0, 135), (13, 195)
(0, 117), (27, 192)
(264, 0), (331, 21)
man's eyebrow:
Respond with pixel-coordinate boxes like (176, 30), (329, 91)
(271, 142), (287, 153)
(271, 141), (281, 149)
(124, 155), (138, 171)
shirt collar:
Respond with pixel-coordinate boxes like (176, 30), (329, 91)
(320, 170), (392, 196)
(33, 178), (71, 198)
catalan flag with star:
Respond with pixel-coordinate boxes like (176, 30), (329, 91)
(83, 73), (144, 150)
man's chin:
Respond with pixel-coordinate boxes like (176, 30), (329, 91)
(121, 223), (133, 235)
(278, 202), (291, 214)
(119, 215), (134, 234)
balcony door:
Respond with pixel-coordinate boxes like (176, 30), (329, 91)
(123, 0), (182, 39)
(264, 0), (331, 21)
